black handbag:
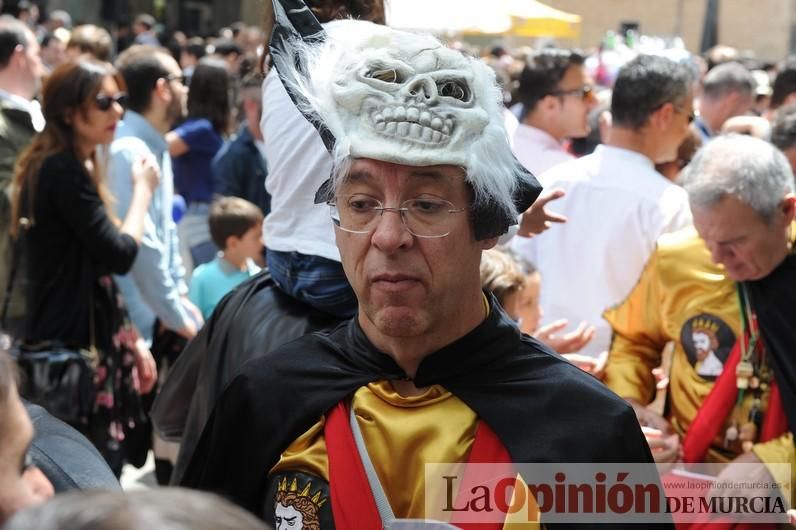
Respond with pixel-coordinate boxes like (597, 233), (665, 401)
(12, 344), (96, 426)
(3, 215), (98, 426)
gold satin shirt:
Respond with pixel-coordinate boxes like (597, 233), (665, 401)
(603, 227), (764, 462)
(271, 379), (540, 528)
(271, 381), (477, 515)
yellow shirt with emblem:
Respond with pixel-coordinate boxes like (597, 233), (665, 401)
(603, 227), (752, 462)
(271, 379), (540, 529)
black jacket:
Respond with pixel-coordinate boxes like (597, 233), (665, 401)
(23, 152), (137, 348)
(151, 270), (341, 484)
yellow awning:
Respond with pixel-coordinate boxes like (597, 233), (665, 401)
(506, 0), (581, 39)
(388, 0), (581, 39)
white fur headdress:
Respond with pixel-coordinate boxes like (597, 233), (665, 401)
(269, 0), (541, 239)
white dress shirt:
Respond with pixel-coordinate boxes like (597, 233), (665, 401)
(511, 145), (693, 357)
(0, 89), (44, 132)
(511, 123), (574, 176)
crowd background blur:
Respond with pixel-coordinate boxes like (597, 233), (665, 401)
(1, 0), (796, 527)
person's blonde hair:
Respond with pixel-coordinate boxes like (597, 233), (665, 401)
(480, 248), (525, 307)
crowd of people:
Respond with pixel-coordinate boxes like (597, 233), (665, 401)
(0, 0), (795, 528)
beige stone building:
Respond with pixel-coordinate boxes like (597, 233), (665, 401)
(545, 0), (796, 62)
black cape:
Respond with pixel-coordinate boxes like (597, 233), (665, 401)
(746, 251), (796, 437)
(180, 294), (666, 527)
(151, 270), (341, 484)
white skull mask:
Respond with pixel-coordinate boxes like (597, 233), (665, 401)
(328, 34), (490, 167)
(273, 20), (540, 238)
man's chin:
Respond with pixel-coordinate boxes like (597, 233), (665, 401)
(725, 267), (758, 282)
(367, 306), (427, 338)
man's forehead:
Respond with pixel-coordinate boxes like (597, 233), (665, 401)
(344, 160), (465, 186)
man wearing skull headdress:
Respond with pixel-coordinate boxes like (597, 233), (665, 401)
(178, 3), (668, 528)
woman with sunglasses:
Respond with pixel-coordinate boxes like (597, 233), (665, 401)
(9, 59), (159, 474)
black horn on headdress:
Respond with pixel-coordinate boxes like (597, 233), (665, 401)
(269, 0), (335, 152)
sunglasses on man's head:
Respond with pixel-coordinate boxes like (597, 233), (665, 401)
(95, 93), (128, 111)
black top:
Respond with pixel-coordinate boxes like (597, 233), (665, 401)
(746, 251), (796, 437)
(22, 151), (138, 348)
(180, 293), (665, 529)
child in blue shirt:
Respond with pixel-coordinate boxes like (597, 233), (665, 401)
(189, 197), (263, 319)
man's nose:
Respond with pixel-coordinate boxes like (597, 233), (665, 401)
(707, 242), (730, 264)
(370, 208), (413, 251)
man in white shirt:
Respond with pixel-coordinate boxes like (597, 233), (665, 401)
(512, 54), (695, 359)
(511, 49), (595, 176)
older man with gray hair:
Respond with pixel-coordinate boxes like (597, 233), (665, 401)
(686, 134), (796, 518)
(605, 135), (794, 470)
(607, 134), (796, 513)
(694, 62), (755, 142)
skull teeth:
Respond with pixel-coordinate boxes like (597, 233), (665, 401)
(369, 104), (453, 144)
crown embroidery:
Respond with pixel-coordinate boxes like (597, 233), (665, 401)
(277, 476), (328, 508)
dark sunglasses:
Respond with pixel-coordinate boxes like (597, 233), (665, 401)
(549, 84), (593, 101)
(95, 93), (128, 111)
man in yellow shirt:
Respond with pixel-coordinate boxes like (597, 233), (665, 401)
(606, 134), (796, 511)
(603, 226), (744, 463)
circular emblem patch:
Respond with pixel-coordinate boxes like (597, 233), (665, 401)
(680, 313), (736, 380)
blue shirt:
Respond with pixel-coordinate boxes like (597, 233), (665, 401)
(109, 111), (194, 344)
(188, 255), (260, 319)
(212, 122), (271, 216)
(172, 118), (223, 205)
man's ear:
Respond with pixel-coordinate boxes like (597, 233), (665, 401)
(650, 102), (675, 130)
(10, 44), (25, 68)
(154, 77), (170, 102)
(781, 193), (796, 224)
(541, 94), (563, 117)
(225, 234), (239, 250)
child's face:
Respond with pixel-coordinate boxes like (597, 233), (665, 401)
(232, 224), (264, 260)
(518, 272), (542, 334)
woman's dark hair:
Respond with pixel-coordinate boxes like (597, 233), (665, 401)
(10, 59), (124, 236)
(187, 57), (231, 135)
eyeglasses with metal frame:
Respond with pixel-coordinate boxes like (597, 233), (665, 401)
(329, 194), (467, 238)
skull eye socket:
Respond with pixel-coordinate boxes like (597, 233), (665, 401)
(365, 68), (402, 84)
(438, 80), (470, 102)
